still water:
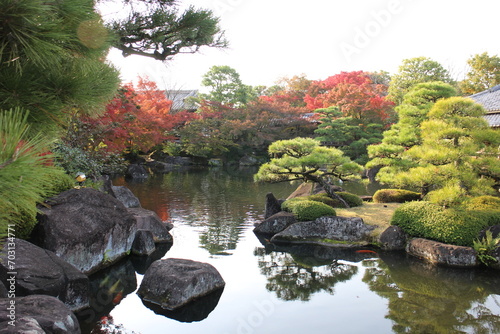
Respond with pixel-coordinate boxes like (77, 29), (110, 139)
(79, 167), (500, 334)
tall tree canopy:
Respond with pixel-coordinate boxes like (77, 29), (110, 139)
(388, 57), (453, 105)
(197, 65), (250, 107)
(107, 0), (227, 60)
(383, 97), (500, 206)
(0, 0), (120, 134)
(304, 71), (394, 124)
(459, 52), (500, 95)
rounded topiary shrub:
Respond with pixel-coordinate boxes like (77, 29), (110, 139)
(282, 199), (336, 221)
(373, 189), (421, 203)
(336, 192), (363, 207)
(463, 196), (500, 211)
(391, 201), (493, 246)
(306, 194), (337, 207)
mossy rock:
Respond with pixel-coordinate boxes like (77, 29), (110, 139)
(281, 199), (336, 221)
(373, 189), (421, 203)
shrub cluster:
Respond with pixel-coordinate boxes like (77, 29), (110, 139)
(373, 189), (421, 203)
(299, 192), (363, 208)
(462, 196), (500, 211)
(282, 199), (336, 221)
(391, 201), (500, 246)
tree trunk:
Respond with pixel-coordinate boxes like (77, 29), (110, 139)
(312, 176), (350, 208)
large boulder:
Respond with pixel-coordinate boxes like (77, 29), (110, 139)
(128, 207), (173, 243)
(34, 188), (138, 274)
(271, 216), (375, 246)
(378, 226), (407, 251)
(253, 212), (297, 235)
(111, 185), (141, 208)
(137, 258), (225, 310)
(264, 193), (283, 219)
(0, 295), (81, 333)
(0, 239), (88, 311)
(125, 164), (148, 179)
(131, 230), (156, 256)
(406, 238), (478, 267)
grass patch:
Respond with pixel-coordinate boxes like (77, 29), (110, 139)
(336, 203), (401, 239)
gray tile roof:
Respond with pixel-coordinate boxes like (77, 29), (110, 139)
(469, 85), (500, 128)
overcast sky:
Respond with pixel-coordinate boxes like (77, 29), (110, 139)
(103, 0), (500, 90)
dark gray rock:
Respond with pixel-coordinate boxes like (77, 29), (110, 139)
(0, 282), (7, 298)
(264, 193), (283, 219)
(254, 212), (297, 235)
(34, 188), (138, 274)
(132, 230), (156, 256)
(271, 216), (375, 246)
(406, 238), (478, 267)
(111, 185), (141, 208)
(146, 161), (177, 173)
(0, 239), (88, 311)
(0, 317), (45, 333)
(128, 207), (173, 243)
(378, 226), (407, 251)
(239, 155), (259, 166)
(479, 224), (500, 239)
(0, 295), (81, 333)
(137, 258), (225, 310)
(126, 164), (148, 179)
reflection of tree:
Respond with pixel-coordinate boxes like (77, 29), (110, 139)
(255, 248), (357, 301)
(363, 253), (500, 333)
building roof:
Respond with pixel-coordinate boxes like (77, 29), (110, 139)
(469, 84), (500, 112)
(469, 84), (500, 128)
(165, 90), (198, 111)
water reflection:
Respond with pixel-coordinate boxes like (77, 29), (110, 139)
(363, 252), (500, 333)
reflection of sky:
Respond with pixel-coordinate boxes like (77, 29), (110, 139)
(110, 223), (393, 334)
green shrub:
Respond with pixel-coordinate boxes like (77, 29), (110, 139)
(391, 201), (495, 246)
(282, 199), (336, 221)
(463, 196), (500, 211)
(306, 194), (337, 207)
(373, 189), (421, 203)
(473, 230), (500, 266)
(336, 192), (364, 207)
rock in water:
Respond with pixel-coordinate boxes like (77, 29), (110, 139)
(137, 258), (225, 310)
(253, 211), (297, 235)
(0, 239), (89, 311)
(0, 295), (81, 333)
(35, 188), (137, 274)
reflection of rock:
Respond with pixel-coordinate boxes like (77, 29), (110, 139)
(0, 239), (88, 311)
(254, 211), (297, 235)
(141, 288), (224, 323)
(137, 258), (225, 310)
(378, 226), (407, 251)
(271, 216), (374, 246)
(0, 295), (81, 333)
(130, 243), (172, 275)
(76, 258), (137, 333)
(34, 188), (137, 274)
(406, 238), (478, 267)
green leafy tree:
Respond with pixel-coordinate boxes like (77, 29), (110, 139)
(367, 81), (457, 179)
(459, 52), (500, 95)
(254, 137), (363, 207)
(197, 65), (250, 107)
(0, 0), (120, 135)
(381, 97), (500, 204)
(314, 106), (383, 165)
(388, 57), (453, 105)
(108, 0), (227, 60)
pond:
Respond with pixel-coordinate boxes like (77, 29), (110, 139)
(78, 167), (500, 334)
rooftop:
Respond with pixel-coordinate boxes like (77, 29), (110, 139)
(469, 84), (500, 112)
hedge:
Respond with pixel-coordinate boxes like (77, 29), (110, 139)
(373, 189), (421, 203)
(391, 201), (500, 246)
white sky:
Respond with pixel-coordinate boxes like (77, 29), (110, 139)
(104, 0), (500, 90)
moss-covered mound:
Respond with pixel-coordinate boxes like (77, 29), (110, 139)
(462, 195), (500, 211)
(373, 189), (421, 203)
(391, 201), (500, 247)
(281, 199), (336, 221)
